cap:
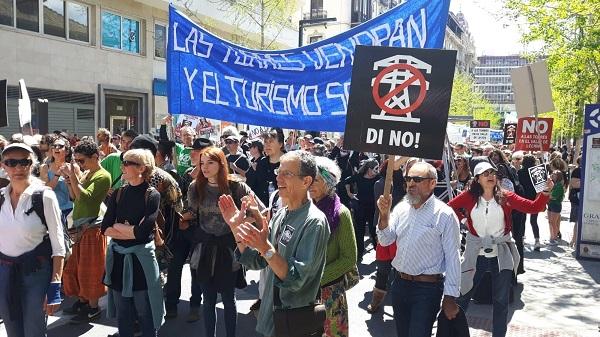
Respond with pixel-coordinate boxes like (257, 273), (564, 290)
(2, 143), (34, 156)
(225, 135), (240, 142)
(312, 137), (324, 145)
(129, 134), (159, 155)
(473, 162), (497, 176)
(192, 137), (213, 150)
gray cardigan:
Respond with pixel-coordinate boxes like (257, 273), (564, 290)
(460, 232), (520, 295)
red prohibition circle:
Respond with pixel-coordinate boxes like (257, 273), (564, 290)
(371, 63), (427, 116)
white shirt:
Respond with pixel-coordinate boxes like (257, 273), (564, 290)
(0, 182), (66, 257)
(377, 194), (461, 297)
(470, 197), (505, 257)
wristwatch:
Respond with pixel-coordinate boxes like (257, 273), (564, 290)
(263, 248), (276, 261)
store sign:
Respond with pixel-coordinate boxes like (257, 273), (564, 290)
(515, 117), (553, 151)
(577, 104), (600, 260)
(343, 46), (456, 159)
(469, 120), (490, 142)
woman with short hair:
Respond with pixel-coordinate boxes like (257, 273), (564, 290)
(0, 143), (66, 337)
(102, 149), (164, 337)
(310, 156), (357, 337)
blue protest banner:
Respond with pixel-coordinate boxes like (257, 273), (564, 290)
(167, 0), (451, 131)
(577, 104), (600, 260)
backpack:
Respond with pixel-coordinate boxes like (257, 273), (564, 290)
(115, 186), (166, 247)
(0, 189), (73, 259)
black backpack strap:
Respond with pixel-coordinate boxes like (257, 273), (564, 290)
(25, 190), (47, 229)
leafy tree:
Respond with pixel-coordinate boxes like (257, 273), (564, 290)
(178, 0), (296, 50)
(505, 0), (600, 140)
(449, 72), (502, 128)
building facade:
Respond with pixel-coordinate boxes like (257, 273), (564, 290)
(0, 0), (297, 137)
(298, 1), (477, 74)
(474, 55), (528, 118)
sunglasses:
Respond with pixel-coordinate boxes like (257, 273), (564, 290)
(74, 158), (86, 165)
(479, 170), (497, 177)
(52, 144), (66, 149)
(121, 160), (141, 167)
(404, 176), (435, 183)
(3, 158), (33, 168)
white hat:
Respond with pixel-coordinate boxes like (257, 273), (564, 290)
(473, 162), (497, 176)
(2, 143), (34, 156)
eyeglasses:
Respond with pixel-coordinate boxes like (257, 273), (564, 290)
(74, 158), (86, 165)
(52, 144), (65, 149)
(121, 160), (141, 167)
(3, 158), (33, 168)
(404, 176), (435, 183)
(480, 170), (497, 177)
(274, 168), (306, 179)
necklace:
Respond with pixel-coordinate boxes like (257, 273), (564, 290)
(485, 200), (490, 215)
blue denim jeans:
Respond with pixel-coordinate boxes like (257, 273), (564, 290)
(200, 282), (237, 337)
(0, 259), (51, 337)
(391, 275), (443, 337)
(112, 290), (156, 337)
(165, 237), (202, 311)
(457, 256), (512, 337)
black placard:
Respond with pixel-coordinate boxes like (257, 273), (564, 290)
(344, 46), (457, 159)
(0, 80), (7, 128)
(503, 123), (517, 145)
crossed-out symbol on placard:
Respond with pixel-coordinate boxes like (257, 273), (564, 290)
(371, 63), (427, 116)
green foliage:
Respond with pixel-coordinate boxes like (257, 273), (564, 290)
(505, 0), (600, 140)
(449, 72), (502, 128)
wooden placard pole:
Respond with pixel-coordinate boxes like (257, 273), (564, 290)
(383, 154), (396, 197)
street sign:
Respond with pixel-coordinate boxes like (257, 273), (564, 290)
(515, 117), (553, 151)
(577, 104), (600, 260)
(469, 120), (490, 142)
(503, 123), (517, 145)
(344, 46), (457, 160)
(511, 61), (555, 118)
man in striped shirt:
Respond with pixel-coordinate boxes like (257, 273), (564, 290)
(377, 162), (461, 337)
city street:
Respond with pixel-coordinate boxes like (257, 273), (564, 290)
(0, 200), (597, 337)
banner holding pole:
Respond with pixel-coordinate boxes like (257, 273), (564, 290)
(577, 104), (600, 260)
(167, 0), (451, 131)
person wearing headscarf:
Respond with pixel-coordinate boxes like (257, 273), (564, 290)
(310, 156), (357, 337)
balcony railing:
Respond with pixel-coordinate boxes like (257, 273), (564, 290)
(303, 8), (328, 20)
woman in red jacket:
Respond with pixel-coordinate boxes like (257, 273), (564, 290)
(447, 162), (552, 337)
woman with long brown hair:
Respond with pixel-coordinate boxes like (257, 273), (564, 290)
(181, 147), (262, 337)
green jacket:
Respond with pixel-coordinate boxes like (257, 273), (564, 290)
(175, 143), (192, 176)
(104, 240), (165, 329)
(238, 200), (330, 337)
(321, 205), (357, 286)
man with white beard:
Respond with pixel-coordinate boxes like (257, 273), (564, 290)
(376, 162), (462, 337)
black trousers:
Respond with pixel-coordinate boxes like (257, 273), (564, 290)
(164, 236), (202, 311)
(353, 202), (376, 260)
(511, 211), (526, 274)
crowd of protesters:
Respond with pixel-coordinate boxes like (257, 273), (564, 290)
(0, 125), (581, 337)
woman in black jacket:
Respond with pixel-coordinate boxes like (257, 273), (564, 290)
(245, 128), (284, 206)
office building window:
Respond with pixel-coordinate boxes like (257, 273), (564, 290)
(68, 2), (89, 42)
(44, 0), (65, 38)
(309, 35), (322, 44)
(154, 23), (166, 58)
(0, 0), (13, 26)
(102, 10), (140, 54)
(16, 0), (39, 32)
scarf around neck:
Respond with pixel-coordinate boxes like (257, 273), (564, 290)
(315, 194), (342, 234)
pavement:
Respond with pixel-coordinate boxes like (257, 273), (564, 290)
(1, 200), (598, 337)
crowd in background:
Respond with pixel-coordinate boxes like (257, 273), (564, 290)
(0, 124), (582, 337)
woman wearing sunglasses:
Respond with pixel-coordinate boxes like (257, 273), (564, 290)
(102, 149), (164, 337)
(447, 162), (553, 337)
(0, 143), (66, 337)
(61, 141), (112, 324)
(40, 138), (73, 226)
